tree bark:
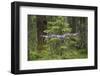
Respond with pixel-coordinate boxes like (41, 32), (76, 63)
(36, 15), (47, 51)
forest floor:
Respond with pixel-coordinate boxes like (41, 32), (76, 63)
(28, 48), (88, 61)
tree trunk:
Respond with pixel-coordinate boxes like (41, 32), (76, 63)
(79, 17), (88, 48)
(36, 15), (47, 52)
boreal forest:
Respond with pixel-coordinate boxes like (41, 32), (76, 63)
(28, 15), (88, 60)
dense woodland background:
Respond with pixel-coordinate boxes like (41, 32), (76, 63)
(28, 15), (88, 60)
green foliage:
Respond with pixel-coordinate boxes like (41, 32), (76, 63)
(28, 15), (88, 60)
(28, 50), (40, 60)
(45, 16), (71, 34)
(28, 15), (37, 55)
(28, 48), (87, 60)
